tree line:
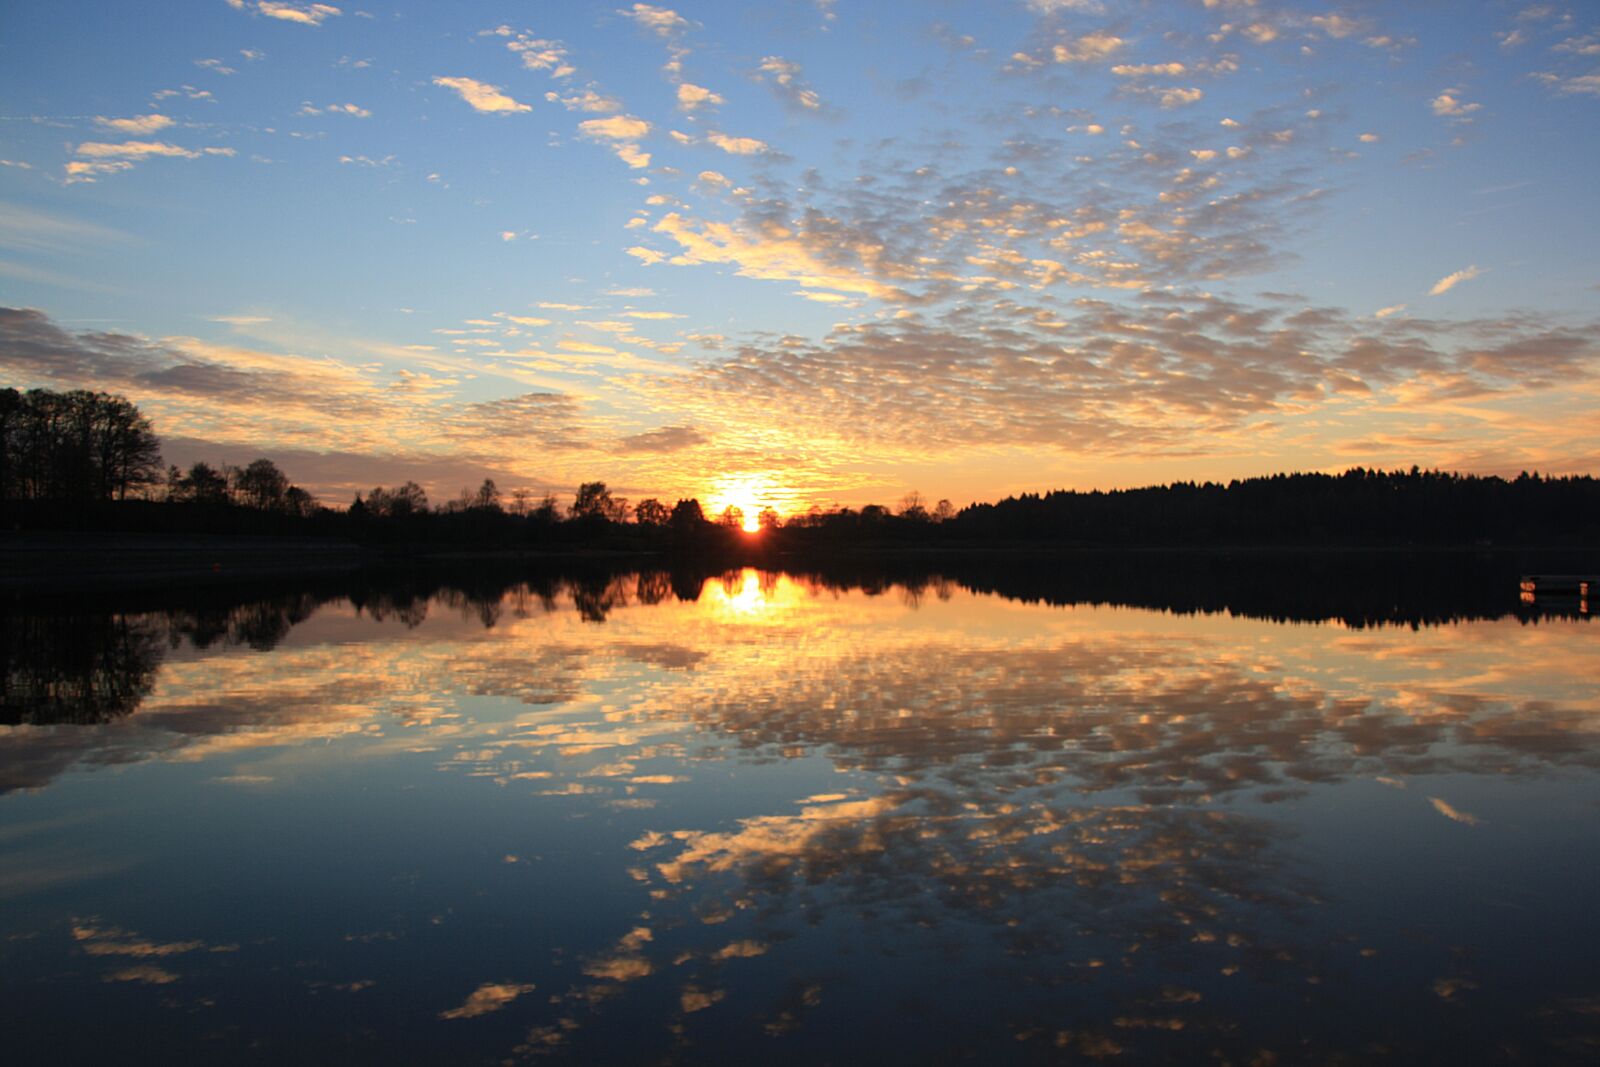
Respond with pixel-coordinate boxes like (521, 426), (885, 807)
(4, 387), (1597, 549)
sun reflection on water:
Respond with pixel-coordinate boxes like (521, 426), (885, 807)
(712, 569), (770, 617)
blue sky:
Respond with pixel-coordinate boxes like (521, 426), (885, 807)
(2, 1), (1597, 512)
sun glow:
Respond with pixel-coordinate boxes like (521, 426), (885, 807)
(705, 473), (788, 534)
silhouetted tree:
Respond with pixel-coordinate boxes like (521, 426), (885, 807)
(531, 492), (561, 524)
(366, 480), (427, 518)
(473, 478), (501, 510)
(572, 481), (615, 520)
(758, 506), (781, 530)
(670, 498), (707, 535)
(0, 387), (162, 501)
(182, 462), (231, 505)
(284, 485), (315, 518)
(232, 458), (289, 510)
(635, 497), (670, 526)
(717, 504), (745, 529)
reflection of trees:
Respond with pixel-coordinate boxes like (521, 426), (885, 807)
(0, 613), (165, 725)
(164, 592), (321, 651)
(0, 592), (334, 728)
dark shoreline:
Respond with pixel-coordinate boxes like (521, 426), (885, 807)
(3, 531), (1597, 587)
(2, 533), (1593, 630)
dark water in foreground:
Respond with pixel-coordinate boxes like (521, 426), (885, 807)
(2, 561), (1597, 1064)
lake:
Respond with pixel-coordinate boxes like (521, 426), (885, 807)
(3, 559), (1597, 1064)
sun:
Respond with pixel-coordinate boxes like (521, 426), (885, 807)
(706, 473), (790, 535)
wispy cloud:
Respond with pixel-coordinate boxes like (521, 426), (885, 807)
(1429, 266), (1483, 296)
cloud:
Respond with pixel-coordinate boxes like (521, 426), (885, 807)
(578, 115), (653, 169)
(0, 306), (401, 444)
(1051, 33), (1126, 63)
(1128, 85), (1205, 108)
(620, 425), (705, 452)
(62, 161), (135, 183)
(0, 203), (128, 253)
(676, 83), (723, 110)
(94, 114), (174, 135)
(66, 139), (233, 181)
(641, 212), (910, 300)
(439, 982), (536, 1020)
(497, 30), (576, 79)
(579, 115), (651, 140)
(299, 102), (370, 117)
(756, 56), (824, 112)
(1531, 72), (1600, 97)
(1309, 14), (1366, 39)
(1429, 266), (1483, 296)
(432, 77), (532, 114)
(76, 141), (200, 159)
(619, 4), (688, 38)
(1027, 0), (1105, 12)
(639, 293), (1600, 462)
(547, 88), (621, 113)
(1553, 34), (1600, 57)
(227, 1), (341, 26)
(1427, 797), (1480, 826)
(706, 132), (768, 155)
(1374, 305), (1406, 319)
(1431, 89), (1482, 120)
(1111, 63), (1186, 76)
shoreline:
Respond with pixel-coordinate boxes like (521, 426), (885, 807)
(2, 531), (1595, 592)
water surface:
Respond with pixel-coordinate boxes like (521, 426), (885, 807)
(3, 564), (1597, 1064)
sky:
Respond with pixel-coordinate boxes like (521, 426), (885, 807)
(1, 0), (1597, 515)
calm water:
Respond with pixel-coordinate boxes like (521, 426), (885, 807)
(2, 564), (1597, 1064)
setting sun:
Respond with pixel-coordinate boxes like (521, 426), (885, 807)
(706, 473), (788, 534)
